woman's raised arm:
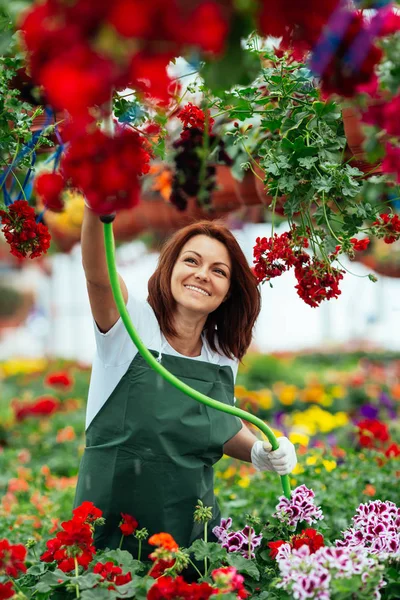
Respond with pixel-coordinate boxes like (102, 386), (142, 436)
(81, 205), (128, 333)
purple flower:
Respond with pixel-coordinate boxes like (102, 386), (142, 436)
(274, 485), (324, 528)
(336, 500), (400, 558)
(360, 403), (379, 419)
(213, 519), (262, 559)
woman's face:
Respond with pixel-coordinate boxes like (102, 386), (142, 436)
(170, 234), (232, 317)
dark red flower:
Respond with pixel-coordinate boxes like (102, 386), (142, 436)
(57, 519), (93, 549)
(34, 172), (65, 212)
(12, 395), (60, 422)
(61, 127), (150, 215)
(257, 0), (340, 57)
(311, 10), (383, 98)
(148, 558), (176, 579)
(350, 237), (370, 252)
(372, 211), (400, 244)
(148, 575), (215, 600)
(382, 144), (400, 185)
(0, 582), (15, 600)
(119, 513), (138, 536)
(93, 561), (132, 589)
(178, 103), (214, 132)
(0, 539), (27, 578)
(294, 257), (344, 308)
(0, 200), (51, 260)
(291, 528), (324, 553)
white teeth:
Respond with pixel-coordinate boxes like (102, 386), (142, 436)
(184, 285), (210, 296)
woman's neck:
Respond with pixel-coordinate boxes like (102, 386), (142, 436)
(165, 312), (206, 357)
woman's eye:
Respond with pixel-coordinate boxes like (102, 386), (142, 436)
(215, 269), (226, 277)
(184, 257), (197, 264)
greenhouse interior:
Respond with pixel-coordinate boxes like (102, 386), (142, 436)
(0, 1), (399, 599)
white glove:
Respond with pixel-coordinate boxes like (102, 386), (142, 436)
(251, 437), (297, 475)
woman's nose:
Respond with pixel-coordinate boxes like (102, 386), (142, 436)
(195, 269), (209, 281)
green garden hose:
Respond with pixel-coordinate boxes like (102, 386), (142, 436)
(102, 220), (291, 499)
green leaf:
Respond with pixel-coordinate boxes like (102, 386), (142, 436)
(33, 569), (69, 593)
(226, 553), (260, 580)
(298, 157), (318, 169)
(188, 540), (227, 563)
(97, 549), (145, 574)
(81, 589), (111, 600)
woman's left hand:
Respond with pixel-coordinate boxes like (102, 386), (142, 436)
(251, 437), (297, 475)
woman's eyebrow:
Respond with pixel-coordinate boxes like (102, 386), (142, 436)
(182, 250), (231, 270)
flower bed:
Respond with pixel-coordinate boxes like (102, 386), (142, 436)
(0, 354), (398, 598)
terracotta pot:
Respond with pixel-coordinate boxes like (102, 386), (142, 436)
(233, 170), (259, 205)
(342, 106), (382, 176)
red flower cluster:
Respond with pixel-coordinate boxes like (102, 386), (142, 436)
(311, 10), (383, 98)
(178, 103), (214, 133)
(93, 561), (132, 590)
(0, 539), (27, 578)
(382, 144), (400, 184)
(45, 371), (74, 390)
(60, 127), (151, 215)
(12, 395), (60, 422)
(119, 513), (138, 536)
(268, 528), (324, 559)
(41, 501), (102, 572)
(147, 575), (215, 600)
(0, 200), (51, 260)
(294, 257), (344, 308)
(253, 231), (343, 307)
(19, 0), (229, 117)
(372, 212), (400, 244)
(257, 0), (340, 58)
(350, 237), (370, 252)
(356, 418), (390, 449)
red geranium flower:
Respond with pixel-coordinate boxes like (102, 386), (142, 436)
(385, 443), (400, 458)
(119, 513), (138, 536)
(34, 172), (65, 213)
(0, 200), (51, 260)
(93, 561), (132, 589)
(45, 371), (74, 390)
(372, 211), (400, 244)
(148, 558), (176, 579)
(0, 581), (15, 600)
(178, 103), (214, 132)
(357, 418), (390, 449)
(350, 238), (370, 252)
(291, 528), (324, 553)
(73, 501), (103, 525)
(0, 539), (27, 578)
(148, 575), (215, 600)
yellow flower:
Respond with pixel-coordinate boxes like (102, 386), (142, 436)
(319, 394), (333, 407)
(289, 432), (310, 447)
(290, 478), (297, 487)
(322, 459), (337, 472)
(331, 385), (346, 399)
(278, 385), (298, 406)
(301, 384), (325, 404)
(238, 476), (250, 488)
(257, 389), (273, 410)
(334, 412), (349, 427)
(0, 358), (47, 378)
(306, 455), (319, 466)
(292, 463), (305, 475)
(222, 465), (236, 479)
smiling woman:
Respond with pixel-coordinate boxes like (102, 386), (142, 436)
(76, 212), (297, 577)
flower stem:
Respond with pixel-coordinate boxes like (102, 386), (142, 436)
(138, 539), (142, 562)
(74, 557), (80, 599)
(188, 557), (203, 580)
(204, 523), (208, 577)
(118, 533), (124, 550)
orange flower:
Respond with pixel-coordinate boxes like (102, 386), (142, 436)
(1, 492), (17, 514)
(16, 467), (32, 481)
(148, 533), (178, 551)
(149, 165), (173, 201)
(8, 478), (29, 493)
(56, 425), (76, 443)
(363, 484), (376, 497)
(40, 465), (51, 476)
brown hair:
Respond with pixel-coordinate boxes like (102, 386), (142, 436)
(147, 220), (261, 361)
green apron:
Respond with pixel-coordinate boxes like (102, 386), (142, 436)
(74, 338), (242, 561)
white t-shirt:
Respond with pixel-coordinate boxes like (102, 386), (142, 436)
(86, 293), (239, 429)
